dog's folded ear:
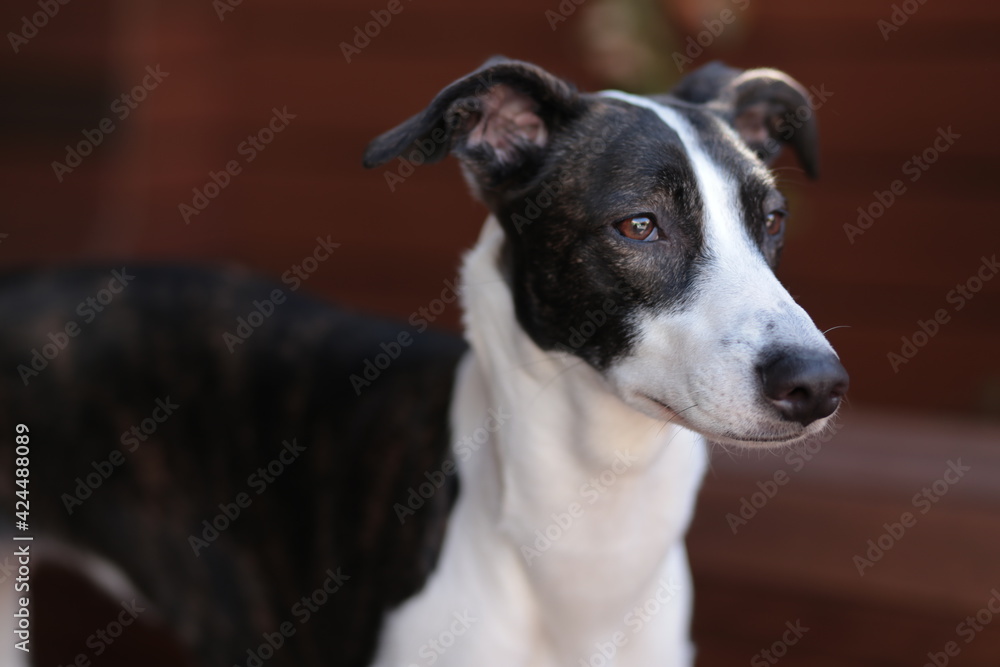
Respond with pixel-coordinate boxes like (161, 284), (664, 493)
(673, 62), (819, 179)
(363, 57), (583, 194)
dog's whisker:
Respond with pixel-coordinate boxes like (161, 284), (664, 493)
(655, 403), (698, 438)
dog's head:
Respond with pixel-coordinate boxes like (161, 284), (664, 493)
(364, 58), (847, 447)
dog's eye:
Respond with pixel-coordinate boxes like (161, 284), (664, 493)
(615, 215), (658, 242)
(765, 209), (787, 236)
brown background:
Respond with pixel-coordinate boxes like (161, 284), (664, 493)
(3, 0), (999, 665)
(3, 0), (998, 419)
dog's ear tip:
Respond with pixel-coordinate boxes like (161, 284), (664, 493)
(700, 59), (734, 71)
(363, 133), (408, 169)
(360, 59), (575, 182)
(361, 141), (387, 169)
(672, 61), (742, 104)
(482, 54), (512, 67)
(716, 66), (820, 178)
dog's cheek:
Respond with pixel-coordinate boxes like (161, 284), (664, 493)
(602, 311), (682, 394)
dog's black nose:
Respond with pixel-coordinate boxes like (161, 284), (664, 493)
(760, 350), (849, 426)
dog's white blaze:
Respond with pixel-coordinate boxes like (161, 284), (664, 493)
(602, 90), (768, 276)
(599, 91), (836, 444)
(370, 217), (707, 667)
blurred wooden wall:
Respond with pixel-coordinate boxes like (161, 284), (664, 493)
(2, 0), (998, 419)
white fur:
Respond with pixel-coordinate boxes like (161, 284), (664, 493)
(599, 91), (838, 446)
(370, 218), (708, 667)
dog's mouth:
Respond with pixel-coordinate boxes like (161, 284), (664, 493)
(640, 393), (694, 426)
(715, 432), (805, 445)
(639, 393), (811, 447)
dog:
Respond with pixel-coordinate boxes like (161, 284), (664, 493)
(0, 58), (846, 667)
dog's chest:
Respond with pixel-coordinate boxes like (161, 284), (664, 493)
(370, 351), (707, 667)
(491, 414), (707, 652)
(514, 448), (703, 594)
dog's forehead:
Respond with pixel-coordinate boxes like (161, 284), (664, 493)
(562, 91), (782, 249)
(589, 92), (775, 188)
(529, 92), (780, 236)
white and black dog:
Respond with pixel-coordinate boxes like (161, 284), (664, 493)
(361, 57), (847, 667)
(0, 58), (845, 667)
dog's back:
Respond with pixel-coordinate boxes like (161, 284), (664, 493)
(0, 265), (465, 666)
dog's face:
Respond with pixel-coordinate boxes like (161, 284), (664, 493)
(365, 58), (847, 447)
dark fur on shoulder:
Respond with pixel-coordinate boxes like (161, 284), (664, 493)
(0, 265), (464, 666)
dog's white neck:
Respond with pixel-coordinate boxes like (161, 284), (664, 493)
(372, 217), (707, 667)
